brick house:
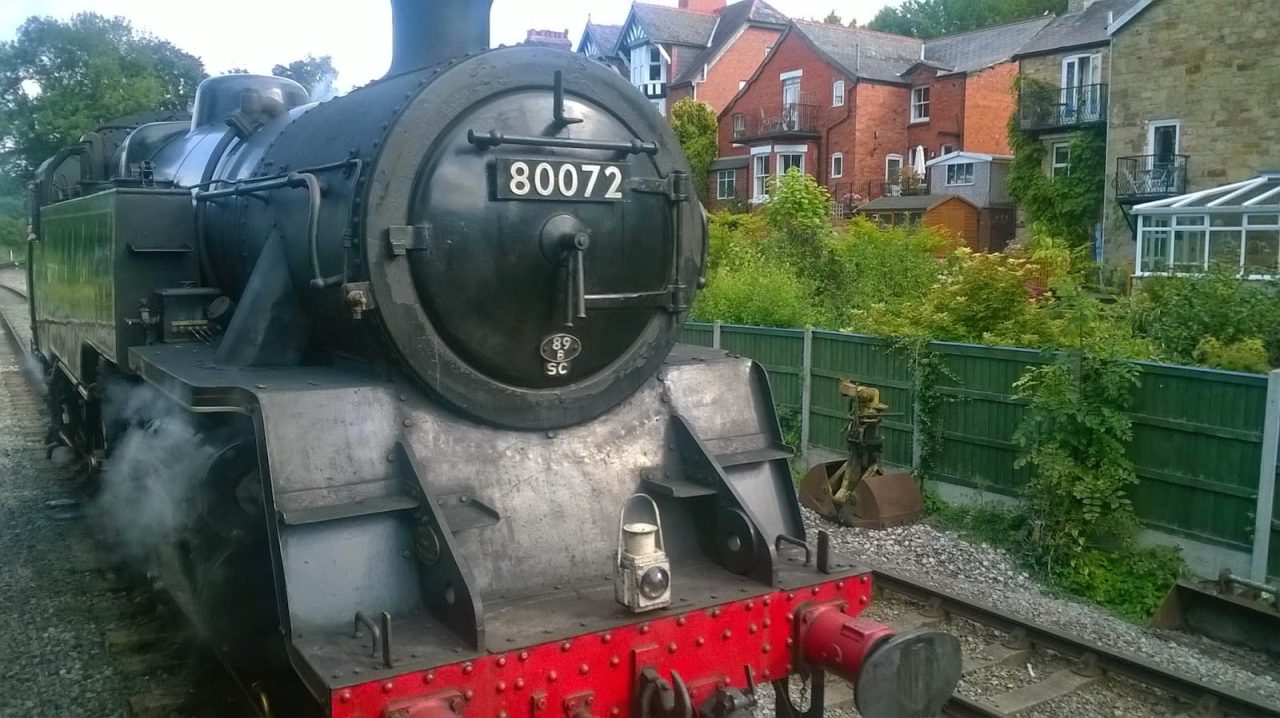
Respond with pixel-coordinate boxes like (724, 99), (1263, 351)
(709, 17), (1050, 211)
(1103, 0), (1280, 275)
(575, 0), (786, 117)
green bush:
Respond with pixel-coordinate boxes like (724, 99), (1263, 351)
(1048, 545), (1184, 621)
(691, 254), (818, 328)
(1132, 270), (1280, 366)
(1194, 336), (1271, 373)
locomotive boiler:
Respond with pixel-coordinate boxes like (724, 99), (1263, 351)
(25, 1), (962, 715)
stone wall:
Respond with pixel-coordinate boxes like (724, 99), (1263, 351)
(1102, 0), (1280, 270)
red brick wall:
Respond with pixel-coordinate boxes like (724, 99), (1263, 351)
(903, 65), (966, 161)
(679, 0), (727, 14)
(668, 84), (694, 107)
(851, 82), (910, 198)
(714, 30), (859, 197)
(693, 26), (784, 115)
(961, 62), (1018, 155)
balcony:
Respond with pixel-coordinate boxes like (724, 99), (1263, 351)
(1017, 83), (1107, 132)
(878, 175), (930, 198)
(1115, 154), (1189, 204)
(731, 103), (820, 142)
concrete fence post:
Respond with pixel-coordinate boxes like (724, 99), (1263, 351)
(800, 328), (813, 463)
(910, 346), (925, 474)
(1251, 369), (1280, 582)
(712, 320), (722, 350)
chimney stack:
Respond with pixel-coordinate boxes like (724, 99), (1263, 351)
(523, 28), (572, 51)
(677, 0), (727, 14)
(1065, 0), (1097, 14)
(385, 0), (494, 79)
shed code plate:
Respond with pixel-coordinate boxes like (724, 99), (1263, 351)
(495, 158), (629, 202)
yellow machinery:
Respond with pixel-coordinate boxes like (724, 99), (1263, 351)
(799, 379), (926, 529)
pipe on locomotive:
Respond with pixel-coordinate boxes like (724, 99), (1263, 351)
(386, 0), (495, 78)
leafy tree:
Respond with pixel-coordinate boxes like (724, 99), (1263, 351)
(0, 13), (206, 177)
(868, 0), (1064, 38)
(823, 11), (844, 24)
(271, 54), (339, 100)
(668, 98), (717, 202)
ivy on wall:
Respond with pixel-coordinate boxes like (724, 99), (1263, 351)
(1007, 76), (1107, 248)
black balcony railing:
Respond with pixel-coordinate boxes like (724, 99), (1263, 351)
(1017, 83), (1107, 132)
(731, 103), (820, 141)
(874, 175), (929, 198)
(1115, 154), (1189, 203)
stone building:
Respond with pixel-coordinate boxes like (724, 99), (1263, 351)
(1104, 0), (1280, 274)
(1010, 0), (1138, 247)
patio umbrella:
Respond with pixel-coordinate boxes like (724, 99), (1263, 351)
(913, 145), (926, 177)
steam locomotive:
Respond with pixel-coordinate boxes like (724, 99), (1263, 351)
(24, 1), (961, 715)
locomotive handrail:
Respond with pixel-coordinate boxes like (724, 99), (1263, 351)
(466, 129), (658, 156)
(193, 170), (344, 290)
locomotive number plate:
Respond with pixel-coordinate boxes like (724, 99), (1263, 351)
(495, 158), (628, 202)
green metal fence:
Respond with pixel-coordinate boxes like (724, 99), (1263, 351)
(680, 321), (1280, 582)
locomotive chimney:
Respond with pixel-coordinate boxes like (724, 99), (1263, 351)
(385, 0), (494, 78)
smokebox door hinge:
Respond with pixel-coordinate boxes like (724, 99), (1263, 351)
(629, 170), (690, 202)
(386, 224), (431, 256)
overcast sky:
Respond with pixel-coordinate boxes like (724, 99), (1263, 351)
(1, 0), (898, 89)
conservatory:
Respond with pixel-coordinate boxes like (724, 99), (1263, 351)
(1132, 172), (1280, 278)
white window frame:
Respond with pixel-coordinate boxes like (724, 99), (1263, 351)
(1147, 119), (1181, 156)
(716, 169), (736, 200)
(752, 153), (770, 202)
(1060, 53), (1101, 89)
(1135, 212), (1280, 279)
(830, 152), (844, 178)
(910, 86), (930, 123)
(885, 153), (903, 180)
(777, 152), (804, 176)
(1051, 142), (1071, 178)
(946, 162), (975, 186)
(630, 43), (665, 87)
(832, 80), (845, 107)
(940, 143), (953, 156)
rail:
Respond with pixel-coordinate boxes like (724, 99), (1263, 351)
(1017, 83), (1107, 132)
(873, 568), (1280, 717)
(1115, 154), (1189, 203)
(730, 103), (820, 142)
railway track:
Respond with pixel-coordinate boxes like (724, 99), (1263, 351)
(868, 568), (1280, 717)
(0, 268), (263, 718)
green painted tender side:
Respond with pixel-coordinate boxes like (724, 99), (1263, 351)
(34, 188), (199, 383)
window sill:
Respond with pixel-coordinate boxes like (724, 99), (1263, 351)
(945, 183), (975, 187)
(910, 118), (930, 125)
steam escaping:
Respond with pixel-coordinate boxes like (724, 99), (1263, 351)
(93, 381), (215, 562)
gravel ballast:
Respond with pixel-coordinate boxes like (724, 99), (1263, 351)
(805, 506), (1280, 706)
(0, 321), (173, 715)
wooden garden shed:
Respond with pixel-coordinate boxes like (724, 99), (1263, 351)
(856, 194), (983, 250)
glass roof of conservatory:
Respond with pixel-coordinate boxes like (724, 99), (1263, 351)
(1132, 173), (1280, 278)
(1134, 172), (1280, 213)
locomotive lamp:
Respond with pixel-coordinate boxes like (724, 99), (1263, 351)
(615, 494), (671, 613)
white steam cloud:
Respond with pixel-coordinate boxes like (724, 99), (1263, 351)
(93, 381), (215, 562)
